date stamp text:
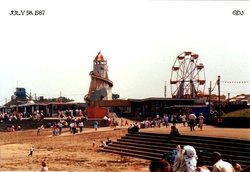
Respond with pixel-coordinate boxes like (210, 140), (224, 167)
(9, 10), (45, 16)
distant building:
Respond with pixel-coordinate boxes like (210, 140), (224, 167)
(230, 94), (250, 105)
(12, 87), (27, 100)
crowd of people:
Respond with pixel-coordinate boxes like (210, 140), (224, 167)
(2, 108), (206, 134)
(136, 111), (206, 132)
(35, 110), (207, 137)
(1, 110), (47, 122)
(0, 111), (23, 122)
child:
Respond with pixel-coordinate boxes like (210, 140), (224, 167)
(37, 127), (41, 136)
(99, 140), (107, 148)
(40, 161), (48, 172)
(92, 139), (96, 148)
(28, 146), (35, 156)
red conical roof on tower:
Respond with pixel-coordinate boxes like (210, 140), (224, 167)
(94, 51), (105, 62)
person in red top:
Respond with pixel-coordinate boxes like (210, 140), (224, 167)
(125, 120), (129, 126)
(40, 161), (48, 172)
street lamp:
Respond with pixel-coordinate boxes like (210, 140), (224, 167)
(217, 75), (221, 115)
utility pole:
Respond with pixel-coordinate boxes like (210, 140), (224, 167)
(217, 76), (221, 116)
(164, 81), (167, 98)
(208, 81), (212, 113)
(30, 90), (32, 100)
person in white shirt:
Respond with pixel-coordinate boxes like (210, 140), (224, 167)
(173, 145), (198, 172)
(180, 113), (187, 127)
(188, 112), (197, 131)
(28, 146), (35, 156)
(198, 113), (205, 131)
(78, 121), (84, 132)
(211, 152), (235, 172)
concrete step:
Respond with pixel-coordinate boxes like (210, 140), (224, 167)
(126, 133), (250, 148)
(114, 139), (250, 164)
(112, 141), (174, 151)
(122, 135), (250, 155)
(102, 145), (163, 159)
(102, 132), (250, 167)
(131, 132), (250, 144)
(112, 140), (250, 159)
(108, 143), (169, 155)
(101, 148), (160, 161)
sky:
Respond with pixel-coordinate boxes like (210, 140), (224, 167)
(0, 0), (249, 105)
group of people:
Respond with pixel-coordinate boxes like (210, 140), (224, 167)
(137, 111), (206, 132)
(150, 145), (241, 172)
(6, 125), (22, 132)
(0, 111), (23, 122)
(27, 146), (48, 171)
(49, 118), (87, 136)
(187, 112), (205, 131)
(128, 122), (139, 134)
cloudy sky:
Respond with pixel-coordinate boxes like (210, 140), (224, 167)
(0, 0), (249, 105)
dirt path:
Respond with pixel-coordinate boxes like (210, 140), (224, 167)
(142, 123), (250, 140)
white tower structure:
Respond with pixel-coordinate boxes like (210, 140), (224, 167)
(84, 52), (113, 102)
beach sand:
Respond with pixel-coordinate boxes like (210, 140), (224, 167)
(0, 123), (249, 171)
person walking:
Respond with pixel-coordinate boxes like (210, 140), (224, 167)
(180, 113), (187, 127)
(120, 118), (124, 127)
(57, 122), (63, 135)
(125, 120), (129, 126)
(37, 125), (44, 136)
(93, 120), (98, 131)
(28, 146), (35, 156)
(198, 113), (205, 131)
(163, 114), (169, 128)
(188, 112), (197, 131)
(172, 113), (177, 126)
(78, 121), (84, 133)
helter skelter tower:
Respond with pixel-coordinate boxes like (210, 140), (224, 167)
(84, 51), (113, 103)
(170, 51), (206, 98)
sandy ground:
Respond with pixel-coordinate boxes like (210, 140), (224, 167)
(0, 126), (150, 172)
(0, 122), (249, 172)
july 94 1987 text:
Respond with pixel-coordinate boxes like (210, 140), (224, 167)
(9, 10), (45, 16)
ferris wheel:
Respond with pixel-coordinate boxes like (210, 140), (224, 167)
(170, 51), (206, 98)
